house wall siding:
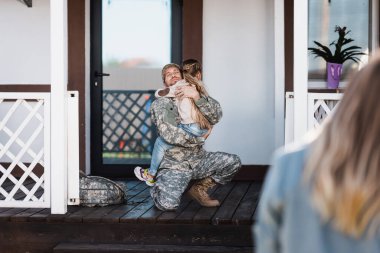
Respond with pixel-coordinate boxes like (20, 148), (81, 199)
(0, 0), (50, 84)
(203, 0), (275, 165)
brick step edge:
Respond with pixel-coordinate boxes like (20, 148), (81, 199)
(53, 242), (253, 253)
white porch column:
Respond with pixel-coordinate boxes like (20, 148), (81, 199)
(274, 0), (285, 148)
(50, 0), (68, 214)
(293, 0), (308, 141)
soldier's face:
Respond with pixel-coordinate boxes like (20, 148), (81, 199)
(164, 67), (181, 87)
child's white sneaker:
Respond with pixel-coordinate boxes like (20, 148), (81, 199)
(134, 166), (155, 186)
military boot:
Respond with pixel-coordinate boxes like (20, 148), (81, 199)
(188, 177), (220, 207)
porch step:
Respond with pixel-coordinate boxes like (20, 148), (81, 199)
(53, 242), (253, 253)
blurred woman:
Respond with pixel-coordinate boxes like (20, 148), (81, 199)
(254, 53), (380, 253)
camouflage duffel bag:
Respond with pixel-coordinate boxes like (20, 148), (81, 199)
(79, 175), (128, 207)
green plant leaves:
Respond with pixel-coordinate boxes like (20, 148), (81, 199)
(308, 26), (365, 64)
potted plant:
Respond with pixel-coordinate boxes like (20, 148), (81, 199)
(308, 26), (365, 89)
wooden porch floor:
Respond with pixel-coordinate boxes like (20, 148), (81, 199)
(0, 180), (261, 253)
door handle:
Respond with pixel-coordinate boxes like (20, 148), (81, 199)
(94, 71), (110, 77)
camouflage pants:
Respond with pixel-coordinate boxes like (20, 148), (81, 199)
(150, 151), (241, 211)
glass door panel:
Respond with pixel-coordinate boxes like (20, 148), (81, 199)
(91, 0), (182, 177)
(102, 0), (171, 165)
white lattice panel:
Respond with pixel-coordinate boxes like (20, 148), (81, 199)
(0, 93), (50, 208)
(308, 93), (343, 130)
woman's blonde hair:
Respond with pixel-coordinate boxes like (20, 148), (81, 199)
(182, 59), (211, 130)
(304, 53), (380, 238)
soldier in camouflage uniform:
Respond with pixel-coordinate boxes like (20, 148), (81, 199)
(150, 63), (241, 211)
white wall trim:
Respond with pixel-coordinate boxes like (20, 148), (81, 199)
(274, 0), (285, 148)
(293, 0), (308, 142)
(50, 0), (68, 214)
(284, 92), (294, 146)
(372, 0), (379, 54)
(67, 91), (80, 205)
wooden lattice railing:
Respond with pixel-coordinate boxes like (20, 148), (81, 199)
(0, 93), (50, 208)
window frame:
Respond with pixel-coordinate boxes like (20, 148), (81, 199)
(307, 0), (379, 89)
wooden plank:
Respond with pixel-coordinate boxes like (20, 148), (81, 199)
(119, 188), (154, 223)
(212, 182), (250, 225)
(58, 180), (146, 223)
(0, 208), (11, 213)
(126, 181), (148, 198)
(28, 208), (52, 222)
(53, 242), (252, 253)
(10, 208), (45, 222)
(0, 181), (258, 251)
(173, 183), (220, 224)
(251, 183), (262, 222)
(138, 183), (199, 223)
(64, 207), (100, 223)
(101, 186), (151, 223)
(136, 204), (163, 224)
(136, 183), (172, 224)
(192, 182), (235, 224)
(172, 199), (202, 224)
(125, 180), (140, 190)
(155, 193), (192, 224)
(1, 222), (253, 251)
(47, 205), (83, 222)
(0, 85), (51, 92)
(233, 182), (261, 225)
(100, 203), (140, 224)
(82, 205), (121, 223)
(119, 199), (154, 223)
(0, 208), (27, 221)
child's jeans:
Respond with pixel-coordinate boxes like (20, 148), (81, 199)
(149, 123), (208, 176)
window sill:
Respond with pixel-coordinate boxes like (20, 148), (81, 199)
(308, 80), (347, 90)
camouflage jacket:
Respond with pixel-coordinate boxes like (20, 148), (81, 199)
(150, 96), (223, 170)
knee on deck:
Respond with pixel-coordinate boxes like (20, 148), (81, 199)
(227, 153), (242, 169)
(153, 198), (178, 211)
(150, 187), (180, 211)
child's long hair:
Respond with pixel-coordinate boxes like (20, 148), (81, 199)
(182, 59), (211, 130)
(304, 53), (380, 238)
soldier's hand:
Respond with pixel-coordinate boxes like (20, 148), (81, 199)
(175, 85), (200, 100)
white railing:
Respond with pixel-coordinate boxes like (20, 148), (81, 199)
(67, 91), (80, 205)
(0, 93), (51, 208)
(307, 93), (343, 129)
(285, 92), (343, 145)
(284, 92), (294, 145)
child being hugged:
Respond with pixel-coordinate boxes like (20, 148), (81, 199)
(134, 60), (211, 186)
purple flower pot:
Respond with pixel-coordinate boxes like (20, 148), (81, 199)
(326, 62), (342, 89)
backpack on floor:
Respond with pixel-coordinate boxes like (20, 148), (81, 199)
(79, 175), (127, 207)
